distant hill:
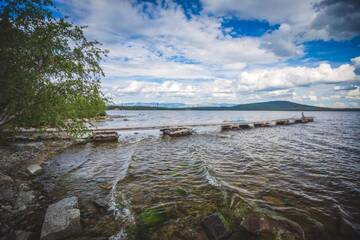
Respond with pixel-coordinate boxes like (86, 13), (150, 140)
(108, 101), (360, 111)
(191, 101), (328, 111)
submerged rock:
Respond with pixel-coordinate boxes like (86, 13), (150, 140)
(201, 213), (232, 240)
(41, 196), (81, 240)
(241, 213), (305, 240)
(26, 164), (42, 176)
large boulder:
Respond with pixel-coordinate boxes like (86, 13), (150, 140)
(41, 196), (81, 240)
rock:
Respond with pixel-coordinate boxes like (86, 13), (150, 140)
(241, 213), (305, 240)
(15, 191), (35, 211)
(0, 173), (14, 184)
(27, 164), (42, 175)
(1, 204), (13, 212)
(41, 196), (81, 240)
(93, 199), (109, 212)
(19, 183), (31, 191)
(201, 213), (232, 240)
(15, 230), (32, 240)
(0, 173), (16, 202)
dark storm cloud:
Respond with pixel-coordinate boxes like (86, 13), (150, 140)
(312, 0), (360, 40)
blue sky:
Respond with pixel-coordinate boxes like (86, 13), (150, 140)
(56, 0), (360, 107)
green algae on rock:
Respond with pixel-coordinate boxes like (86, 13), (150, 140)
(139, 207), (168, 227)
(175, 187), (188, 196)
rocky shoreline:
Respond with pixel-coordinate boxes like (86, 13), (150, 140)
(0, 140), (70, 240)
(0, 140), (121, 240)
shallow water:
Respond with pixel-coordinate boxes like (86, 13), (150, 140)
(39, 111), (360, 239)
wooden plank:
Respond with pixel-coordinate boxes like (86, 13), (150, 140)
(12, 117), (314, 134)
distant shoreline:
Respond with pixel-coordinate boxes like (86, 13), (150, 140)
(107, 107), (360, 111)
(107, 100), (360, 111)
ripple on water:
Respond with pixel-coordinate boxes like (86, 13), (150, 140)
(40, 111), (360, 239)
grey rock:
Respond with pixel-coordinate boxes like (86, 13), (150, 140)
(0, 173), (14, 184)
(41, 196), (81, 240)
(15, 191), (35, 211)
(0, 173), (16, 202)
(201, 213), (232, 240)
(27, 164), (42, 175)
(19, 183), (31, 191)
(1, 204), (12, 211)
(93, 198), (109, 212)
(15, 230), (32, 240)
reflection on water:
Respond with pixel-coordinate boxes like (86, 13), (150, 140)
(40, 111), (360, 239)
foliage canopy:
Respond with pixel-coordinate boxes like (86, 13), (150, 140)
(0, 0), (108, 136)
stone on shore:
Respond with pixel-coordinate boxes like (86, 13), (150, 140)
(15, 191), (35, 211)
(201, 213), (232, 240)
(41, 196), (81, 240)
(15, 230), (32, 240)
(0, 173), (16, 202)
(26, 164), (42, 175)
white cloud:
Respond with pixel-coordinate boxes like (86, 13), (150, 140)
(60, 0), (280, 67)
(56, 0), (360, 107)
(351, 56), (360, 68)
(103, 62), (357, 103)
(346, 87), (360, 100)
(202, 0), (317, 24)
(234, 63), (356, 91)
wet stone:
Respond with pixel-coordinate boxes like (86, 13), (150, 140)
(201, 213), (232, 240)
(15, 230), (32, 240)
(15, 191), (35, 211)
(93, 198), (109, 212)
(27, 164), (42, 176)
(0, 173), (16, 202)
(41, 196), (81, 240)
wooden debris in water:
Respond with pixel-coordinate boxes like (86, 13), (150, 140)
(221, 123), (253, 131)
(160, 127), (192, 137)
(254, 122), (272, 127)
(301, 117), (314, 123)
(97, 183), (112, 190)
(93, 130), (119, 142)
(221, 116), (314, 132)
(275, 119), (290, 125)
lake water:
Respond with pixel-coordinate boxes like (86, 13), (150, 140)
(39, 111), (360, 239)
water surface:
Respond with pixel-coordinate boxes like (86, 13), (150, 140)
(39, 111), (360, 239)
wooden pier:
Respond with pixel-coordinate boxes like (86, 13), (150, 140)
(13, 116), (314, 140)
(220, 117), (314, 132)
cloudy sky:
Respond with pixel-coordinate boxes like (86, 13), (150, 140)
(56, 0), (360, 107)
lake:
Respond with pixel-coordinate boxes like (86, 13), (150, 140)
(39, 110), (360, 239)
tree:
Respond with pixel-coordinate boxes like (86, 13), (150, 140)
(0, 0), (108, 137)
